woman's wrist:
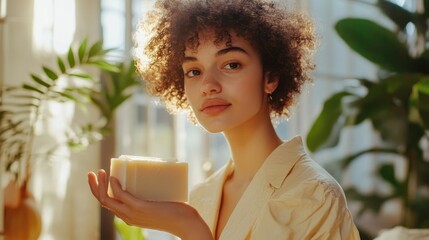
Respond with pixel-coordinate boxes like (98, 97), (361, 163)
(174, 207), (213, 240)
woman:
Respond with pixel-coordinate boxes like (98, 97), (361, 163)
(88, 0), (360, 239)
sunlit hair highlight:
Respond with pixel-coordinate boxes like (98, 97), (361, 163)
(134, 0), (317, 118)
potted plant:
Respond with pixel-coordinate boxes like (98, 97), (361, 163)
(0, 38), (141, 239)
(306, 0), (429, 239)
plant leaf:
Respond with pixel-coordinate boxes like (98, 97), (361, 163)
(78, 38), (88, 63)
(384, 73), (422, 99)
(90, 93), (110, 119)
(3, 102), (38, 108)
(423, 0), (429, 18)
(378, 164), (399, 187)
(57, 57), (66, 73)
(306, 91), (353, 152)
(54, 91), (79, 102)
(98, 48), (116, 56)
(53, 91), (87, 110)
(22, 84), (44, 94)
(31, 74), (51, 88)
(335, 18), (414, 72)
(413, 78), (429, 128)
(68, 47), (75, 68)
(421, 49), (429, 62)
(354, 81), (392, 124)
(425, 0), (429, 18)
(377, 0), (413, 30)
(88, 60), (120, 72)
(114, 217), (145, 240)
(113, 94), (132, 110)
(378, 163), (406, 196)
(43, 66), (59, 81)
(68, 73), (94, 80)
(88, 40), (104, 58)
(353, 78), (410, 145)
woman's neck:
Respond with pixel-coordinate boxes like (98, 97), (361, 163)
(223, 115), (282, 183)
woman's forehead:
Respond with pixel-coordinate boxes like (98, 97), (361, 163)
(184, 30), (255, 54)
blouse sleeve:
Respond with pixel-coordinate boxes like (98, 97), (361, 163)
(250, 180), (361, 240)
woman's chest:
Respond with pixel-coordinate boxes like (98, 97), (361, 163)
(215, 180), (249, 239)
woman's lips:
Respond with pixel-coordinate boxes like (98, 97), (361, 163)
(200, 99), (231, 115)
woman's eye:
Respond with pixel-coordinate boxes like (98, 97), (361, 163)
(186, 69), (201, 77)
(224, 62), (241, 70)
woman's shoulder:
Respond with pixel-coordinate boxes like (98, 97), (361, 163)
(264, 136), (347, 202)
(253, 155), (360, 239)
(275, 154), (347, 204)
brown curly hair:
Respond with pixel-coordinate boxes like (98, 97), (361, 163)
(134, 0), (316, 117)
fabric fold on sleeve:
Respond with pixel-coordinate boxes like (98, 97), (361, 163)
(251, 179), (360, 240)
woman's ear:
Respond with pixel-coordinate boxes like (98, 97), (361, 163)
(264, 72), (279, 94)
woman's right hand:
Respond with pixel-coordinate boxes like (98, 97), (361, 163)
(87, 169), (213, 240)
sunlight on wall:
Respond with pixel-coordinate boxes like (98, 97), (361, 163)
(0, 0), (7, 20)
(33, 0), (76, 54)
(31, 1), (77, 239)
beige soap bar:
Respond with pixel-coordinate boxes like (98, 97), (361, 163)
(109, 155), (188, 202)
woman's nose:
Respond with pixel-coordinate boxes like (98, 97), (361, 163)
(201, 68), (221, 96)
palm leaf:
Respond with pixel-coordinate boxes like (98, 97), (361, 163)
(43, 66), (59, 81)
(307, 91), (354, 152)
(31, 74), (51, 88)
(68, 47), (75, 68)
(57, 57), (66, 73)
(78, 38), (88, 63)
(22, 84), (44, 94)
(88, 40), (104, 58)
(335, 18), (415, 72)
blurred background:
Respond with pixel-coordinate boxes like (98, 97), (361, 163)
(1, 0), (428, 240)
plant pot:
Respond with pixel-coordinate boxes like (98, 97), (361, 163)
(4, 180), (21, 208)
(3, 184), (42, 240)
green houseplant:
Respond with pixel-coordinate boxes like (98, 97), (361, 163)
(306, 0), (429, 237)
(0, 38), (141, 239)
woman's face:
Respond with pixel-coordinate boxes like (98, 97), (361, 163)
(182, 32), (275, 133)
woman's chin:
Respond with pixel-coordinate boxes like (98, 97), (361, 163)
(199, 124), (224, 133)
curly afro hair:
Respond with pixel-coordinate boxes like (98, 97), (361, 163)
(134, 0), (316, 117)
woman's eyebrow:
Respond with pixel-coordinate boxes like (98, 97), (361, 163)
(216, 46), (249, 57)
(183, 46), (249, 64)
(183, 56), (197, 63)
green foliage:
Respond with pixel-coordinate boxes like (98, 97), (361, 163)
(0, 38), (141, 182)
(307, 91), (354, 152)
(307, 0), (429, 233)
(335, 18), (415, 72)
(90, 62), (140, 121)
(114, 217), (146, 240)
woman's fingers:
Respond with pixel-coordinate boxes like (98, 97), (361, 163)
(87, 171), (100, 199)
(87, 170), (127, 215)
(87, 169), (212, 238)
(96, 169), (109, 201)
(97, 170), (121, 209)
(109, 176), (141, 208)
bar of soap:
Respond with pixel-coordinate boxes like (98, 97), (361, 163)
(109, 155), (188, 202)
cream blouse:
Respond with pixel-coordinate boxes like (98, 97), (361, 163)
(189, 136), (360, 240)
